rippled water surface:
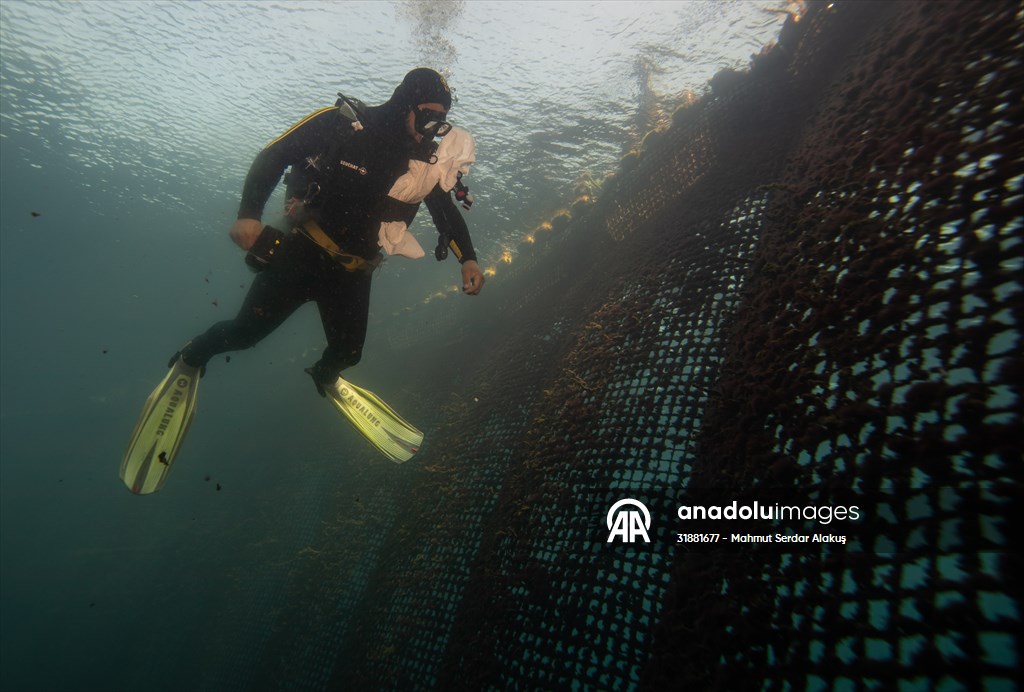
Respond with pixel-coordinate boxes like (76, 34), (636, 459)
(2, 0), (787, 267)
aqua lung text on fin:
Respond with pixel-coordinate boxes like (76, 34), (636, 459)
(157, 378), (189, 437)
(340, 388), (381, 428)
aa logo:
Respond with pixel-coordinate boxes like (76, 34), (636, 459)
(606, 499), (651, 543)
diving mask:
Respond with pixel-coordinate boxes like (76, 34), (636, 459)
(414, 107), (452, 138)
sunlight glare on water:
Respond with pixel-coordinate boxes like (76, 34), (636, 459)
(0, 0), (788, 260)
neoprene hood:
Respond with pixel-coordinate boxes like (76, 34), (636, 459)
(391, 68), (453, 111)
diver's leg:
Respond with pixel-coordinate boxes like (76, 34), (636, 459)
(180, 237), (310, 369)
(306, 269), (374, 385)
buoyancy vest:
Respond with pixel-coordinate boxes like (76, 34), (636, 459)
(283, 93), (369, 207)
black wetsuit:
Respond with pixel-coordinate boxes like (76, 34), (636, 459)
(181, 99), (477, 381)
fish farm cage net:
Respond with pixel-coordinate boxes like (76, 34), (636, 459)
(192, 1), (1022, 689)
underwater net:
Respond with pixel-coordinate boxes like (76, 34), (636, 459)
(193, 1), (1022, 689)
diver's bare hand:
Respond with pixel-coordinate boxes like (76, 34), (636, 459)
(461, 260), (485, 295)
(229, 218), (264, 250)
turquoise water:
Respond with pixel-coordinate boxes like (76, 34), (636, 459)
(0, 2), (788, 690)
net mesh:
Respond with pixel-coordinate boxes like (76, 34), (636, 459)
(197, 1), (1023, 688)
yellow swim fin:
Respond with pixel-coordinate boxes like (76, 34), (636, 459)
(120, 358), (201, 494)
(324, 376), (423, 463)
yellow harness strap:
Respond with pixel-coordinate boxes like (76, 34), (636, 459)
(299, 221), (382, 273)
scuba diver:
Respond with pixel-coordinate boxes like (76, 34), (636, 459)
(121, 68), (483, 494)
